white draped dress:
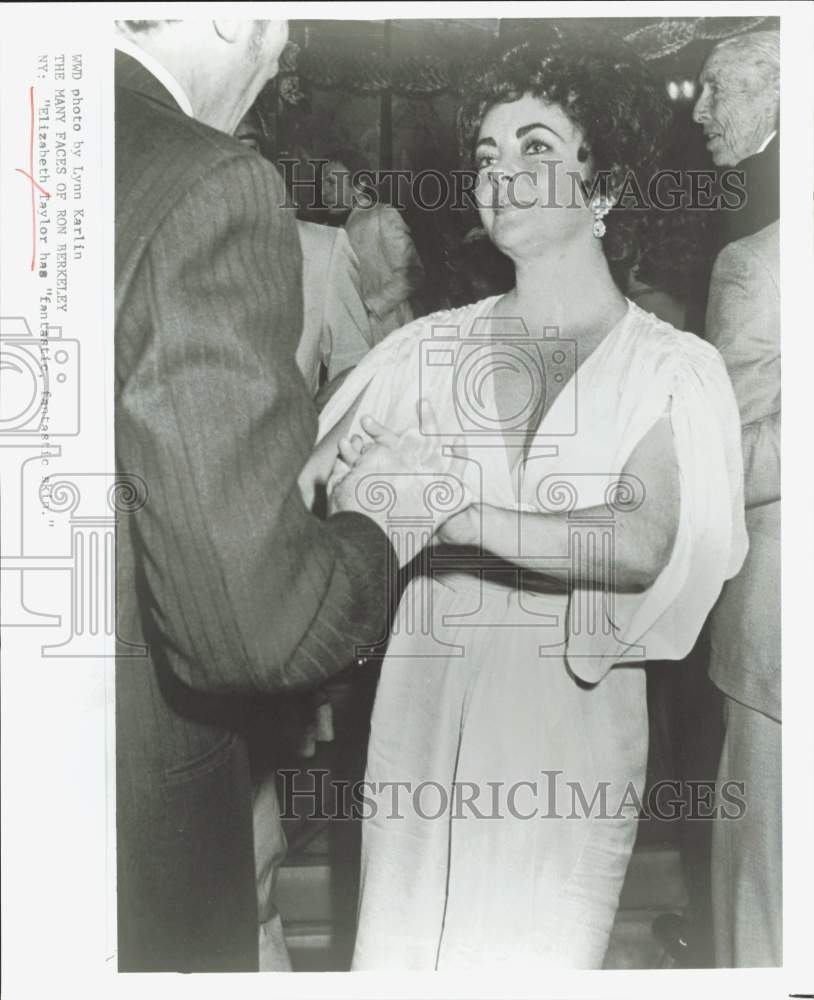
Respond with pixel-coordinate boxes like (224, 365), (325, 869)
(317, 295), (747, 970)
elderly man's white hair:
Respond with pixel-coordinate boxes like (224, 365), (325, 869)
(115, 19), (288, 134)
(117, 20), (179, 33)
(714, 29), (780, 89)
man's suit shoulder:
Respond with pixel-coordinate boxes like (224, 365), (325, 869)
(706, 221), (780, 384)
(116, 81), (272, 184)
(715, 221), (779, 294)
(115, 84), (286, 275)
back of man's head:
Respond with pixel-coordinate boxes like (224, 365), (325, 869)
(116, 19), (288, 135)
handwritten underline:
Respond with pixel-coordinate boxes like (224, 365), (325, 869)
(15, 167), (52, 199)
(18, 85), (53, 273)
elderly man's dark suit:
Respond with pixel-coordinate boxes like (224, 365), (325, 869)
(115, 52), (392, 972)
(721, 133), (779, 245)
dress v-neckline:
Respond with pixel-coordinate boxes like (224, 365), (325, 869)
(470, 294), (633, 495)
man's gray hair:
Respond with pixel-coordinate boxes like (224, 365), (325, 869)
(714, 29), (780, 90)
(116, 20), (180, 34)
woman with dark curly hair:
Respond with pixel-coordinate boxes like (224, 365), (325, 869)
(303, 29), (747, 969)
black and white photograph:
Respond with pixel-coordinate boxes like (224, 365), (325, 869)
(1, 4), (813, 997)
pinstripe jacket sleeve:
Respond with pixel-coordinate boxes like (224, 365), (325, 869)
(117, 149), (394, 696)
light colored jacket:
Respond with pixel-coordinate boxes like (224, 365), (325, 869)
(296, 221), (373, 394)
(345, 203), (424, 344)
(706, 221), (780, 720)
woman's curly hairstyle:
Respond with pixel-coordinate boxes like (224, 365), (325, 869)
(456, 25), (703, 285)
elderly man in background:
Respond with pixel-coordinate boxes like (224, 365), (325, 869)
(695, 29), (781, 968)
(694, 29), (780, 244)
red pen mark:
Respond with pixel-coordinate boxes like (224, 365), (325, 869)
(16, 86), (52, 272)
(15, 168), (52, 200)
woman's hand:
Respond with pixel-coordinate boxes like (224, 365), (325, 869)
(327, 404), (462, 500)
(326, 431), (372, 496)
(297, 391), (367, 510)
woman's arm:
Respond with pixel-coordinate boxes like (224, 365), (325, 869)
(438, 415), (679, 593)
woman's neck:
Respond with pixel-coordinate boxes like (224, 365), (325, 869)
(503, 240), (627, 342)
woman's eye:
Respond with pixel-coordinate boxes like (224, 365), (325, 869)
(475, 152), (496, 170)
(523, 139), (550, 156)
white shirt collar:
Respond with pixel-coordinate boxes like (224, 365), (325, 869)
(115, 34), (194, 118)
(756, 130), (778, 155)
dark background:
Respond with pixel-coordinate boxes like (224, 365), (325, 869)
(249, 16), (776, 320)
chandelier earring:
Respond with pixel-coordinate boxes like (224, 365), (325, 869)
(591, 196), (614, 238)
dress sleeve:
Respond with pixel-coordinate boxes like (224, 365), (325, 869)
(565, 345), (749, 684)
(317, 315), (426, 442)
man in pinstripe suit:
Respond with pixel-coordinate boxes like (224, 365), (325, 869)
(114, 20), (405, 972)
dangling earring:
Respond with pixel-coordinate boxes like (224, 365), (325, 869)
(592, 196), (613, 238)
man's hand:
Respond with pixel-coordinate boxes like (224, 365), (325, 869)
(328, 402), (469, 564)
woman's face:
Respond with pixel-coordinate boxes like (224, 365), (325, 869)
(474, 93), (594, 259)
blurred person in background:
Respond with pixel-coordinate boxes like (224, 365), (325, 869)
(235, 117), (374, 397)
(322, 147), (425, 343)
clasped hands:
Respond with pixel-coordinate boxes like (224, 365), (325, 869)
(327, 400), (481, 559)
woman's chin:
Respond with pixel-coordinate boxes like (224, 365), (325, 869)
(489, 212), (543, 257)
